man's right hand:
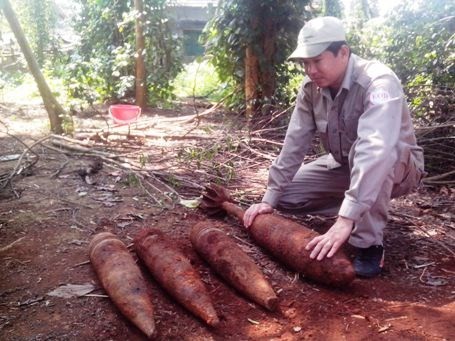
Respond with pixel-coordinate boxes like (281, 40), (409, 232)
(243, 203), (273, 228)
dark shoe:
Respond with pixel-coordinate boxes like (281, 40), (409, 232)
(353, 245), (384, 278)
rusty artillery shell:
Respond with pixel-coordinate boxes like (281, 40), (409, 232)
(89, 232), (156, 339)
(134, 228), (220, 327)
(191, 221), (278, 311)
(201, 184), (356, 287)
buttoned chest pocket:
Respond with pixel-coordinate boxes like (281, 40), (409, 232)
(340, 102), (363, 156)
(314, 118), (329, 152)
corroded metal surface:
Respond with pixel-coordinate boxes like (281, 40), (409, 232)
(191, 221), (278, 311)
(89, 232), (156, 339)
(134, 228), (219, 327)
(201, 184), (356, 287)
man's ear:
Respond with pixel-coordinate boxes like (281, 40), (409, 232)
(340, 45), (350, 58)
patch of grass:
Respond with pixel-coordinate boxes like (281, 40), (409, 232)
(123, 173), (140, 187)
(1, 65), (71, 106)
(172, 59), (227, 102)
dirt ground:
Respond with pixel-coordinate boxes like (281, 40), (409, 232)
(0, 103), (454, 341)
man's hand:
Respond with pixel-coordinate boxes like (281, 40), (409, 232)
(243, 203), (273, 228)
(305, 216), (354, 260)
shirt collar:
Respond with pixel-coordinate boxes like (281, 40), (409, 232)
(340, 53), (358, 91)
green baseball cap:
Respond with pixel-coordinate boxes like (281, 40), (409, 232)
(288, 16), (346, 60)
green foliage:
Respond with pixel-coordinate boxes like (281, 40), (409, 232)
(282, 63), (305, 105)
(64, 0), (182, 107)
(201, 0), (310, 111)
(139, 153), (149, 168)
(382, 0), (454, 86)
(352, 0), (379, 22)
(0, 67), (25, 87)
(177, 137), (239, 182)
(172, 59), (227, 101)
(322, 0), (344, 18)
(124, 173), (140, 187)
(142, 0), (182, 107)
(346, 0), (454, 179)
(63, 0), (131, 105)
(347, 0), (454, 120)
(346, 18), (385, 60)
(15, 0), (58, 67)
(1, 0), (63, 84)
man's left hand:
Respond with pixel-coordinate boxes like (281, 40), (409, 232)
(305, 216), (354, 260)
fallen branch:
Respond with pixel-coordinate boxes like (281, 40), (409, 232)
(183, 88), (237, 126)
(50, 135), (120, 159)
(183, 98), (224, 125)
(0, 236), (26, 253)
(415, 121), (455, 137)
(418, 136), (455, 143)
(0, 131), (46, 190)
(391, 212), (455, 257)
(72, 260), (91, 268)
(250, 125), (288, 136)
(249, 137), (284, 147)
(76, 130), (217, 141)
(239, 142), (276, 161)
(422, 180), (455, 185)
(41, 147), (182, 206)
(423, 170), (455, 183)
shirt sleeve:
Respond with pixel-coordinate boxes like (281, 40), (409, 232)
(338, 75), (404, 221)
(262, 83), (317, 207)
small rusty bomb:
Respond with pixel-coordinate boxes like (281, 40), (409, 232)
(89, 232), (156, 339)
(200, 184), (356, 287)
(134, 228), (220, 327)
(191, 220), (278, 311)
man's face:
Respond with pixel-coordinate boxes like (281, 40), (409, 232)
(299, 46), (349, 90)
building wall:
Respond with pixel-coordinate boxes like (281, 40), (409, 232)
(168, 2), (217, 62)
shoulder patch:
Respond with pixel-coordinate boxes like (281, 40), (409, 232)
(370, 89), (391, 105)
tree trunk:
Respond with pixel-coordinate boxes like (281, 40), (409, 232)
(134, 0), (146, 109)
(244, 6), (277, 119)
(1, 0), (66, 134)
(244, 10), (260, 118)
(260, 16), (276, 100)
(245, 45), (260, 118)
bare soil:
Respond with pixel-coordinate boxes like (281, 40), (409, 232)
(0, 103), (454, 341)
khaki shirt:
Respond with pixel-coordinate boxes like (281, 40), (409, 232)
(263, 54), (424, 221)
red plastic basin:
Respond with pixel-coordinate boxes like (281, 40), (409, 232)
(109, 104), (141, 124)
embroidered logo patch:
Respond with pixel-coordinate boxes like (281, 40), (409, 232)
(370, 89), (391, 105)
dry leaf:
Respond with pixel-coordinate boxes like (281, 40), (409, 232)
(179, 197), (201, 208)
(47, 283), (95, 298)
(378, 323), (392, 333)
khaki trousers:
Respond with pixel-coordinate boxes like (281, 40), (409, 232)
(276, 153), (420, 248)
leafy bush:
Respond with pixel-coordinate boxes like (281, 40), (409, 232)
(347, 0), (454, 124)
(63, 0), (181, 107)
(346, 0), (454, 181)
(281, 63), (305, 107)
